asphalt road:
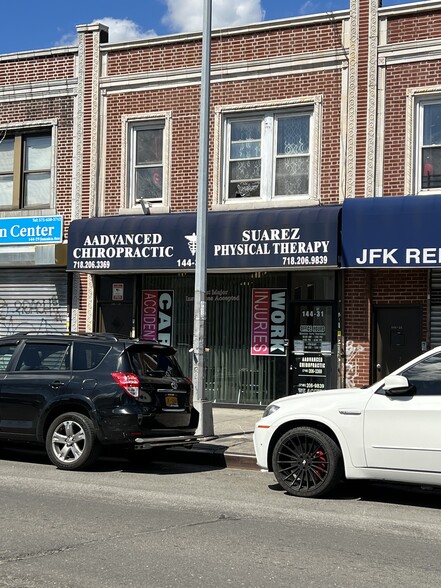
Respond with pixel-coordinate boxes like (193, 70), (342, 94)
(1, 446), (441, 588)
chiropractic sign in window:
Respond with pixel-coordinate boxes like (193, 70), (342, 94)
(292, 304), (333, 394)
(251, 288), (287, 356)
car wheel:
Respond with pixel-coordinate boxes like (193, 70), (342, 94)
(46, 412), (101, 471)
(272, 426), (343, 498)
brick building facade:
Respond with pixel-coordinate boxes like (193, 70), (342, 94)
(1, 0), (441, 404)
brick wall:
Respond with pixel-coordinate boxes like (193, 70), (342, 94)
(343, 268), (428, 387)
(387, 11), (441, 44)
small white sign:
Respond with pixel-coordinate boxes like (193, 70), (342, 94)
(112, 283), (124, 301)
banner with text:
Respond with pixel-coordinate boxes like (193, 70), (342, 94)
(251, 288), (287, 356)
(141, 290), (174, 346)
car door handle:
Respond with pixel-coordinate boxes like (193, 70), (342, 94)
(50, 380), (65, 389)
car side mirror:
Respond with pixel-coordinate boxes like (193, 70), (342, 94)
(383, 374), (415, 396)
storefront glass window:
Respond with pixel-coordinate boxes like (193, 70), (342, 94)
(141, 271), (336, 405)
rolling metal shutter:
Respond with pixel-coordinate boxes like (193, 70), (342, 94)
(0, 269), (68, 336)
(430, 270), (441, 347)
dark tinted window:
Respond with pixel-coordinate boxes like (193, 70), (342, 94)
(16, 342), (70, 371)
(72, 342), (110, 370)
(0, 344), (17, 371)
(401, 352), (441, 395)
(129, 348), (181, 378)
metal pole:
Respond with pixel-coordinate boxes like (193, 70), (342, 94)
(193, 0), (214, 436)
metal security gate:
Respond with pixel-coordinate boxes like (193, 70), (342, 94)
(431, 269), (441, 347)
(0, 269), (68, 336)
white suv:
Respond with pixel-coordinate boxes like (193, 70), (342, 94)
(254, 346), (441, 497)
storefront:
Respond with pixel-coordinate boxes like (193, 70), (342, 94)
(0, 216), (68, 336)
(341, 196), (441, 382)
(68, 206), (341, 405)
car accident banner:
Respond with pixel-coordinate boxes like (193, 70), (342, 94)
(141, 290), (174, 346)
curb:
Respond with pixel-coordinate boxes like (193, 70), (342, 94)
(163, 444), (260, 471)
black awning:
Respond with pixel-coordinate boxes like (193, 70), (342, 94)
(68, 206), (341, 273)
(342, 195), (441, 268)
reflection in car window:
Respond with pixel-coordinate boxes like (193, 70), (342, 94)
(0, 344), (17, 371)
(72, 342), (110, 370)
(401, 352), (441, 395)
(130, 348), (180, 378)
(16, 343), (71, 371)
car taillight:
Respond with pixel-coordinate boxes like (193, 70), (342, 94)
(112, 372), (140, 398)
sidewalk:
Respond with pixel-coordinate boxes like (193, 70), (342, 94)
(166, 405), (264, 470)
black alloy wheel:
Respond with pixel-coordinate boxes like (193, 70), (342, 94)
(45, 412), (101, 471)
(272, 426), (343, 498)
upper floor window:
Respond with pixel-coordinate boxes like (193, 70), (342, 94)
(223, 109), (312, 202)
(0, 131), (52, 210)
(128, 121), (165, 207)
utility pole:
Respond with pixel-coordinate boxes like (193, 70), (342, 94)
(192, 0), (214, 437)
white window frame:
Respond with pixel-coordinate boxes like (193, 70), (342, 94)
(0, 119), (57, 215)
(213, 97), (322, 210)
(121, 112), (171, 213)
(414, 95), (441, 195)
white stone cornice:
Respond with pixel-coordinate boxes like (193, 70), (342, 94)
(379, 1), (441, 18)
(101, 48), (348, 95)
(379, 39), (441, 65)
(0, 46), (77, 62)
(0, 79), (77, 102)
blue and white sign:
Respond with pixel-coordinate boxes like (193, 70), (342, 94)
(342, 196), (441, 268)
(67, 207), (341, 272)
(0, 215), (63, 246)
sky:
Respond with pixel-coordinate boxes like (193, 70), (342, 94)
(1, 0), (427, 55)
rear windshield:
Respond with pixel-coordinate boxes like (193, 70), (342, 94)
(129, 347), (182, 378)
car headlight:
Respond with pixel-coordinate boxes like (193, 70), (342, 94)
(262, 404), (280, 418)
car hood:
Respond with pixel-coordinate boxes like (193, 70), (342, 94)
(263, 386), (373, 420)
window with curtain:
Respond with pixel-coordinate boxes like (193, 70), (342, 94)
(224, 109), (312, 201)
(0, 131), (52, 210)
(416, 99), (441, 191)
(128, 121), (165, 206)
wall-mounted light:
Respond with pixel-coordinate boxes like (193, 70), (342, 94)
(138, 198), (152, 215)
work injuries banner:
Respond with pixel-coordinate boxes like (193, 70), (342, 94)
(251, 288), (287, 356)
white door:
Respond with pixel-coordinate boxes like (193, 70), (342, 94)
(364, 351), (441, 472)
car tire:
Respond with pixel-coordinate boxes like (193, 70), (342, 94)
(46, 412), (101, 471)
(272, 426), (343, 498)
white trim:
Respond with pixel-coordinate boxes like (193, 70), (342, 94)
(100, 49), (346, 95)
(0, 79), (77, 102)
(406, 87), (441, 195)
(120, 111), (172, 212)
(213, 96), (322, 209)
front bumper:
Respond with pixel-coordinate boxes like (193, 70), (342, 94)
(253, 421), (272, 470)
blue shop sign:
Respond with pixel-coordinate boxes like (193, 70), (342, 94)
(0, 215), (63, 245)
(67, 206), (341, 272)
(342, 195), (441, 267)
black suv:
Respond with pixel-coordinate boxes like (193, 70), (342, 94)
(0, 333), (199, 470)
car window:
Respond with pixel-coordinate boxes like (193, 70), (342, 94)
(72, 342), (111, 370)
(16, 342), (71, 371)
(0, 344), (17, 372)
(129, 348), (181, 378)
(401, 352), (441, 395)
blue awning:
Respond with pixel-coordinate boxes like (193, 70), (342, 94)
(67, 206), (341, 273)
(342, 195), (441, 268)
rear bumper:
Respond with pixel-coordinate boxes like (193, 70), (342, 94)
(96, 405), (199, 445)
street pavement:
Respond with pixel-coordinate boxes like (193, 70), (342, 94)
(166, 405), (264, 470)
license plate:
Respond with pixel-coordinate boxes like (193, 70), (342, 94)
(165, 394), (179, 408)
